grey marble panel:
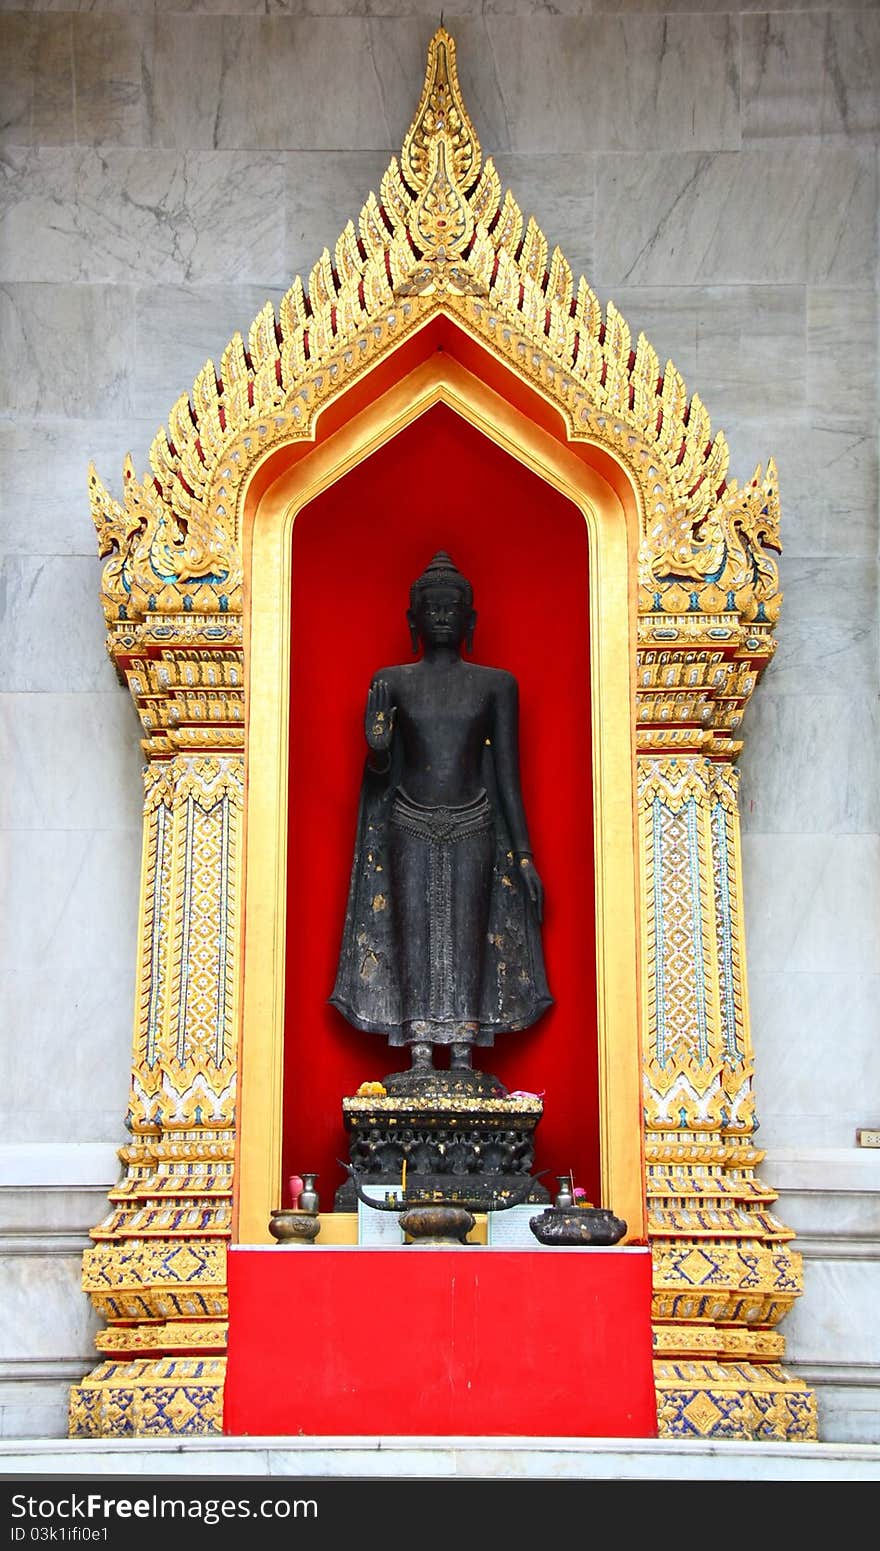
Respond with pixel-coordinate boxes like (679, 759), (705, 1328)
(272, 0), (498, 12)
(594, 147), (877, 288)
(592, 1), (870, 10)
(0, 1385), (73, 1444)
(754, 556), (876, 698)
(0, 555), (120, 692)
(0, 966), (135, 1142)
(0, 284), (135, 418)
(743, 11), (880, 143)
(491, 152), (594, 286)
(0, 149), (288, 286)
(741, 833), (879, 977)
(749, 971), (880, 1152)
(73, 13), (149, 147)
(157, 0), (269, 12)
(0, 1184), (115, 1233)
(0, 692), (144, 833)
(739, 691), (880, 837)
(807, 287), (877, 431)
(0, 825), (139, 1144)
(0, 418), (159, 557)
(690, 286), (805, 425)
(0, 17), (35, 147)
(778, 1260), (880, 1366)
(0, 0), (871, 11)
(0, 16), (75, 149)
(132, 283), (284, 425)
(476, 13), (740, 154)
(0, 825), (140, 978)
(149, 16), (412, 150)
(0, 0), (264, 7)
(0, 1256), (99, 1361)
(34, 17), (76, 149)
(800, 1383), (880, 1449)
(772, 1172), (880, 1241)
(722, 414), (878, 561)
(283, 150), (396, 285)
(145, 13), (225, 150)
(146, 13), (741, 154)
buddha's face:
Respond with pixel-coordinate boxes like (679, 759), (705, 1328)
(409, 583), (475, 651)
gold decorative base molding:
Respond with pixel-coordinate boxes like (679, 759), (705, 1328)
(655, 1361), (818, 1441)
(653, 1326), (787, 1361)
(95, 1322), (228, 1356)
(68, 1358), (225, 1439)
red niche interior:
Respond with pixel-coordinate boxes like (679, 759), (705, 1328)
(284, 402), (598, 1208)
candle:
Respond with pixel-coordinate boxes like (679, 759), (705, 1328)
(401, 1159), (407, 1197)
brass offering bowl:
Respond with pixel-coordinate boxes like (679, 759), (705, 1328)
(268, 1208), (322, 1246)
(399, 1203), (476, 1245)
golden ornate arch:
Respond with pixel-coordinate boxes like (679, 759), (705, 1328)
(72, 28), (817, 1442)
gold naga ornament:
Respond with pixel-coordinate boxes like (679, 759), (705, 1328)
(72, 27), (816, 1443)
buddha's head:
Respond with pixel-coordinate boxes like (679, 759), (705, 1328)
(408, 552), (476, 654)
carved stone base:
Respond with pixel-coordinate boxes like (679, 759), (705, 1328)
(68, 1357), (226, 1438)
(655, 1359), (819, 1441)
(335, 1090), (550, 1211)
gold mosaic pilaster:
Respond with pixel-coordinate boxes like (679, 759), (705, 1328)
(76, 25), (816, 1439)
(637, 740), (816, 1438)
(69, 656), (242, 1433)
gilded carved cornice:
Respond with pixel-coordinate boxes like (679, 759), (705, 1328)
(89, 25), (781, 711)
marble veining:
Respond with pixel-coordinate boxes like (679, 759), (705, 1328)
(0, 148), (288, 285)
(594, 146), (877, 287)
(750, 971), (880, 1151)
(742, 833), (880, 978)
(743, 11), (880, 143)
(0, 555), (123, 692)
(739, 691), (880, 837)
(0, 283), (134, 416)
(0, 692), (143, 833)
(755, 557), (876, 698)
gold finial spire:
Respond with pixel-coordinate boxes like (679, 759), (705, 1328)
(401, 26), (481, 195)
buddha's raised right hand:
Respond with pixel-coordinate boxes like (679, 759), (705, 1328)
(365, 678), (396, 754)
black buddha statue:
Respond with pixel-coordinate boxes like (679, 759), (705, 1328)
(330, 552), (552, 1092)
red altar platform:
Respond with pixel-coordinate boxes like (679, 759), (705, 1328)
(224, 1245), (657, 1438)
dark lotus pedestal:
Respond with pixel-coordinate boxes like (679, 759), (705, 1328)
(334, 1085), (550, 1212)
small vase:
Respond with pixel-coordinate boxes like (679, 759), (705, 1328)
(288, 1174), (304, 1209)
(298, 1173), (320, 1215)
(554, 1174), (574, 1210)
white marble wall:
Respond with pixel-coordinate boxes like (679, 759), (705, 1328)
(0, 1), (877, 1442)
